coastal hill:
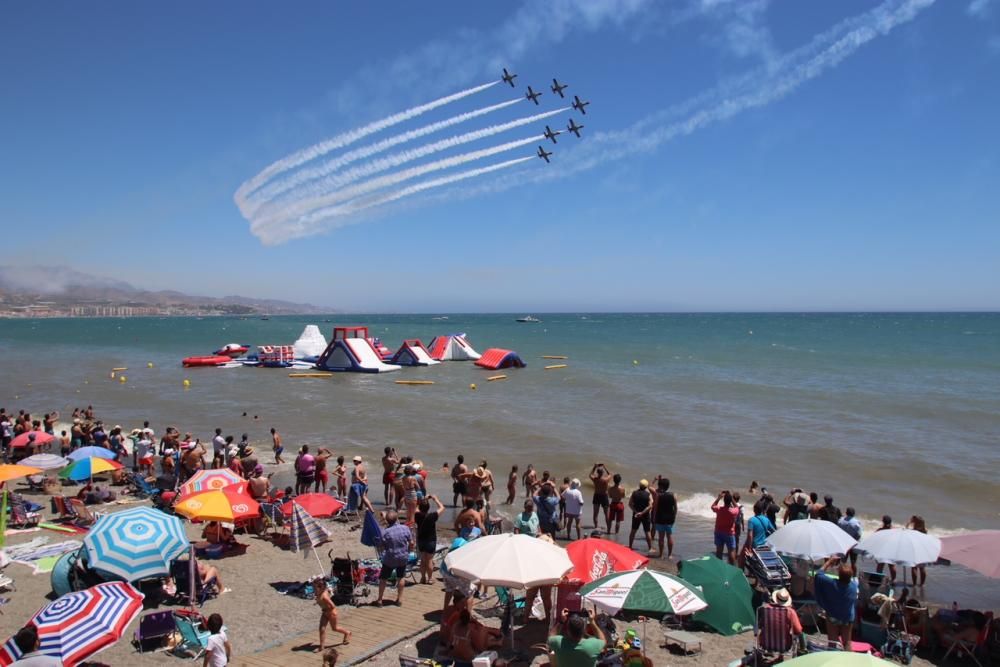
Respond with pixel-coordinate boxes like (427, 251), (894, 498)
(0, 266), (325, 317)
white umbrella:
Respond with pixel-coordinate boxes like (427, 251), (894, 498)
(18, 453), (68, 470)
(444, 533), (572, 588)
(767, 519), (858, 561)
(856, 528), (941, 567)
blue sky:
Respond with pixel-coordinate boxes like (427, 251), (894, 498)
(1, 0), (997, 311)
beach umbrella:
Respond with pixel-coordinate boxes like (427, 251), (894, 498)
(84, 507), (189, 581)
(0, 464), (44, 484)
(580, 569), (708, 617)
(678, 556), (754, 636)
(360, 509), (382, 548)
(178, 468), (243, 497)
(856, 528), (941, 568)
(10, 431), (55, 449)
(565, 537), (650, 584)
(68, 446), (116, 461)
(766, 519), (857, 561)
(281, 493), (346, 519)
(19, 453), (69, 470)
(0, 581), (144, 667)
(938, 530), (1000, 579)
(59, 457), (123, 482)
(782, 652), (896, 666)
(290, 504), (332, 574)
(174, 482), (260, 522)
(444, 533), (573, 589)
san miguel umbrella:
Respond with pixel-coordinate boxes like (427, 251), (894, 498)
(67, 446), (116, 461)
(939, 530), (1000, 579)
(856, 528), (941, 568)
(18, 453), (69, 470)
(0, 581), (144, 666)
(565, 537), (649, 584)
(767, 519), (858, 561)
(174, 482), (260, 523)
(84, 507), (189, 581)
(10, 431), (55, 450)
(59, 457), (123, 482)
(580, 569), (708, 617)
(678, 556), (754, 635)
(178, 468), (243, 497)
(290, 504), (332, 574)
(282, 493), (346, 519)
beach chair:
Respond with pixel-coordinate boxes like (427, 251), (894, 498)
(134, 610), (176, 653)
(52, 496), (79, 523)
(942, 611), (993, 667)
(172, 613), (210, 660)
(170, 558), (217, 607)
(754, 605), (800, 665)
(8, 499), (40, 529)
(67, 498), (102, 527)
(129, 473), (162, 501)
(257, 501), (284, 536)
(495, 586), (527, 622)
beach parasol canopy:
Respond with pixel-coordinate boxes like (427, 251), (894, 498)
(580, 569), (709, 617)
(174, 482), (260, 522)
(782, 652), (897, 666)
(444, 533), (573, 588)
(84, 507), (189, 581)
(855, 528), (941, 567)
(0, 464), (44, 484)
(178, 468), (243, 497)
(19, 453), (69, 470)
(565, 537), (649, 584)
(0, 581), (144, 667)
(68, 446), (116, 461)
(10, 431), (56, 449)
(766, 519), (858, 561)
(939, 530), (1000, 579)
(59, 457), (123, 481)
(281, 493), (346, 519)
(678, 556), (754, 636)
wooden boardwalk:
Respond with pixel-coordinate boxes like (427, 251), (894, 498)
(234, 580), (443, 666)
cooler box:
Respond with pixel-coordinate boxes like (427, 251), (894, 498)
(473, 651), (498, 666)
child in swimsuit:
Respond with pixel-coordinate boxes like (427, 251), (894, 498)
(314, 578), (350, 651)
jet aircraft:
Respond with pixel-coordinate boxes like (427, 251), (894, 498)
(566, 118), (584, 138)
(501, 68), (518, 87)
(543, 125), (562, 144)
(525, 86), (543, 105)
(537, 146), (552, 163)
(571, 95), (590, 115)
(550, 78), (568, 98)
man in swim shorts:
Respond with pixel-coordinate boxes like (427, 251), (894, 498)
(451, 454), (468, 508)
(271, 428), (285, 465)
(590, 463), (612, 529)
(652, 476), (678, 559)
(607, 473), (626, 534)
(628, 479), (653, 552)
(381, 446), (398, 506)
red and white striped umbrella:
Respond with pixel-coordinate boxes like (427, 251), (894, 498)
(0, 581), (144, 666)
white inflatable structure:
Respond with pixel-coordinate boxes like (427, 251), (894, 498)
(293, 324), (328, 359)
(427, 334), (481, 361)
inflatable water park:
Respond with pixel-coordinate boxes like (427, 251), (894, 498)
(179, 324), (538, 377)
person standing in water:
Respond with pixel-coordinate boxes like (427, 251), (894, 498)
(590, 463), (612, 530)
(271, 428), (285, 465)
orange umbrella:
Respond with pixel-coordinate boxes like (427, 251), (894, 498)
(174, 482), (260, 522)
(0, 464), (44, 484)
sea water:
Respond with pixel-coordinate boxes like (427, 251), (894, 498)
(1, 313), (998, 605)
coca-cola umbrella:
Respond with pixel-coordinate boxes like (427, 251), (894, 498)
(565, 537), (649, 583)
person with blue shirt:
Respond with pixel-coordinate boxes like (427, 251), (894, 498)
(742, 499), (776, 559)
(814, 557), (859, 651)
(838, 507), (863, 569)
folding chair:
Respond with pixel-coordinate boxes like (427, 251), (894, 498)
(9, 500), (40, 529)
(68, 498), (102, 527)
(52, 496), (79, 523)
(754, 605), (799, 665)
(942, 611), (993, 667)
(495, 586), (527, 622)
(134, 610), (176, 653)
(172, 613), (210, 660)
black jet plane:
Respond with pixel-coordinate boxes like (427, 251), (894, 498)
(571, 95), (590, 115)
(550, 78), (568, 98)
(525, 86), (543, 105)
(566, 118), (584, 138)
(537, 146), (553, 163)
(543, 125), (562, 144)
(501, 68), (518, 87)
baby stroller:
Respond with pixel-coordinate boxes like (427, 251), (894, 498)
(882, 600), (919, 664)
(328, 551), (369, 606)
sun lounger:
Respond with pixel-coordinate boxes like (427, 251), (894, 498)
(134, 610), (176, 653)
(172, 613), (210, 660)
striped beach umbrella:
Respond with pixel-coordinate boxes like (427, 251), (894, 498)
(67, 446), (116, 461)
(0, 581), (144, 666)
(178, 468), (243, 497)
(59, 457), (123, 481)
(19, 453), (69, 470)
(174, 482), (259, 523)
(290, 503), (332, 573)
(84, 507), (188, 581)
(580, 569), (709, 616)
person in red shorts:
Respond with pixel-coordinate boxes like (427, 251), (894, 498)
(607, 474), (626, 534)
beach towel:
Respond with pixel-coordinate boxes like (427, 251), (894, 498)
(10, 539), (82, 575)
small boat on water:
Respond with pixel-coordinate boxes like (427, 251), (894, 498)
(182, 355), (232, 368)
(516, 315), (541, 323)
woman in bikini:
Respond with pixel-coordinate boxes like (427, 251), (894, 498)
(400, 465), (421, 524)
(314, 578), (351, 651)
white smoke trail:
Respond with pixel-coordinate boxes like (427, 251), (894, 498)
(251, 107), (569, 227)
(243, 97), (525, 213)
(234, 80), (499, 206)
(256, 157), (533, 245)
(250, 135), (542, 239)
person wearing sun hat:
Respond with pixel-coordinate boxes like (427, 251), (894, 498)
(765, 587), (804, 638)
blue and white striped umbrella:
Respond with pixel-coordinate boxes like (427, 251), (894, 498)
(0, 581), (144, 666)
(84, 507), (189, 581)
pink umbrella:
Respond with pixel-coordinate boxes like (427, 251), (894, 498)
(939, 530), (1000, 579)
(10, 431), (55, 449)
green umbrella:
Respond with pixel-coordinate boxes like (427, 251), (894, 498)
(679, 556), (754, 636)
(579, 569), (708, 616)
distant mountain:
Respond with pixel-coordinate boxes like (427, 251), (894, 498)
(0, 266), (326, 315)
